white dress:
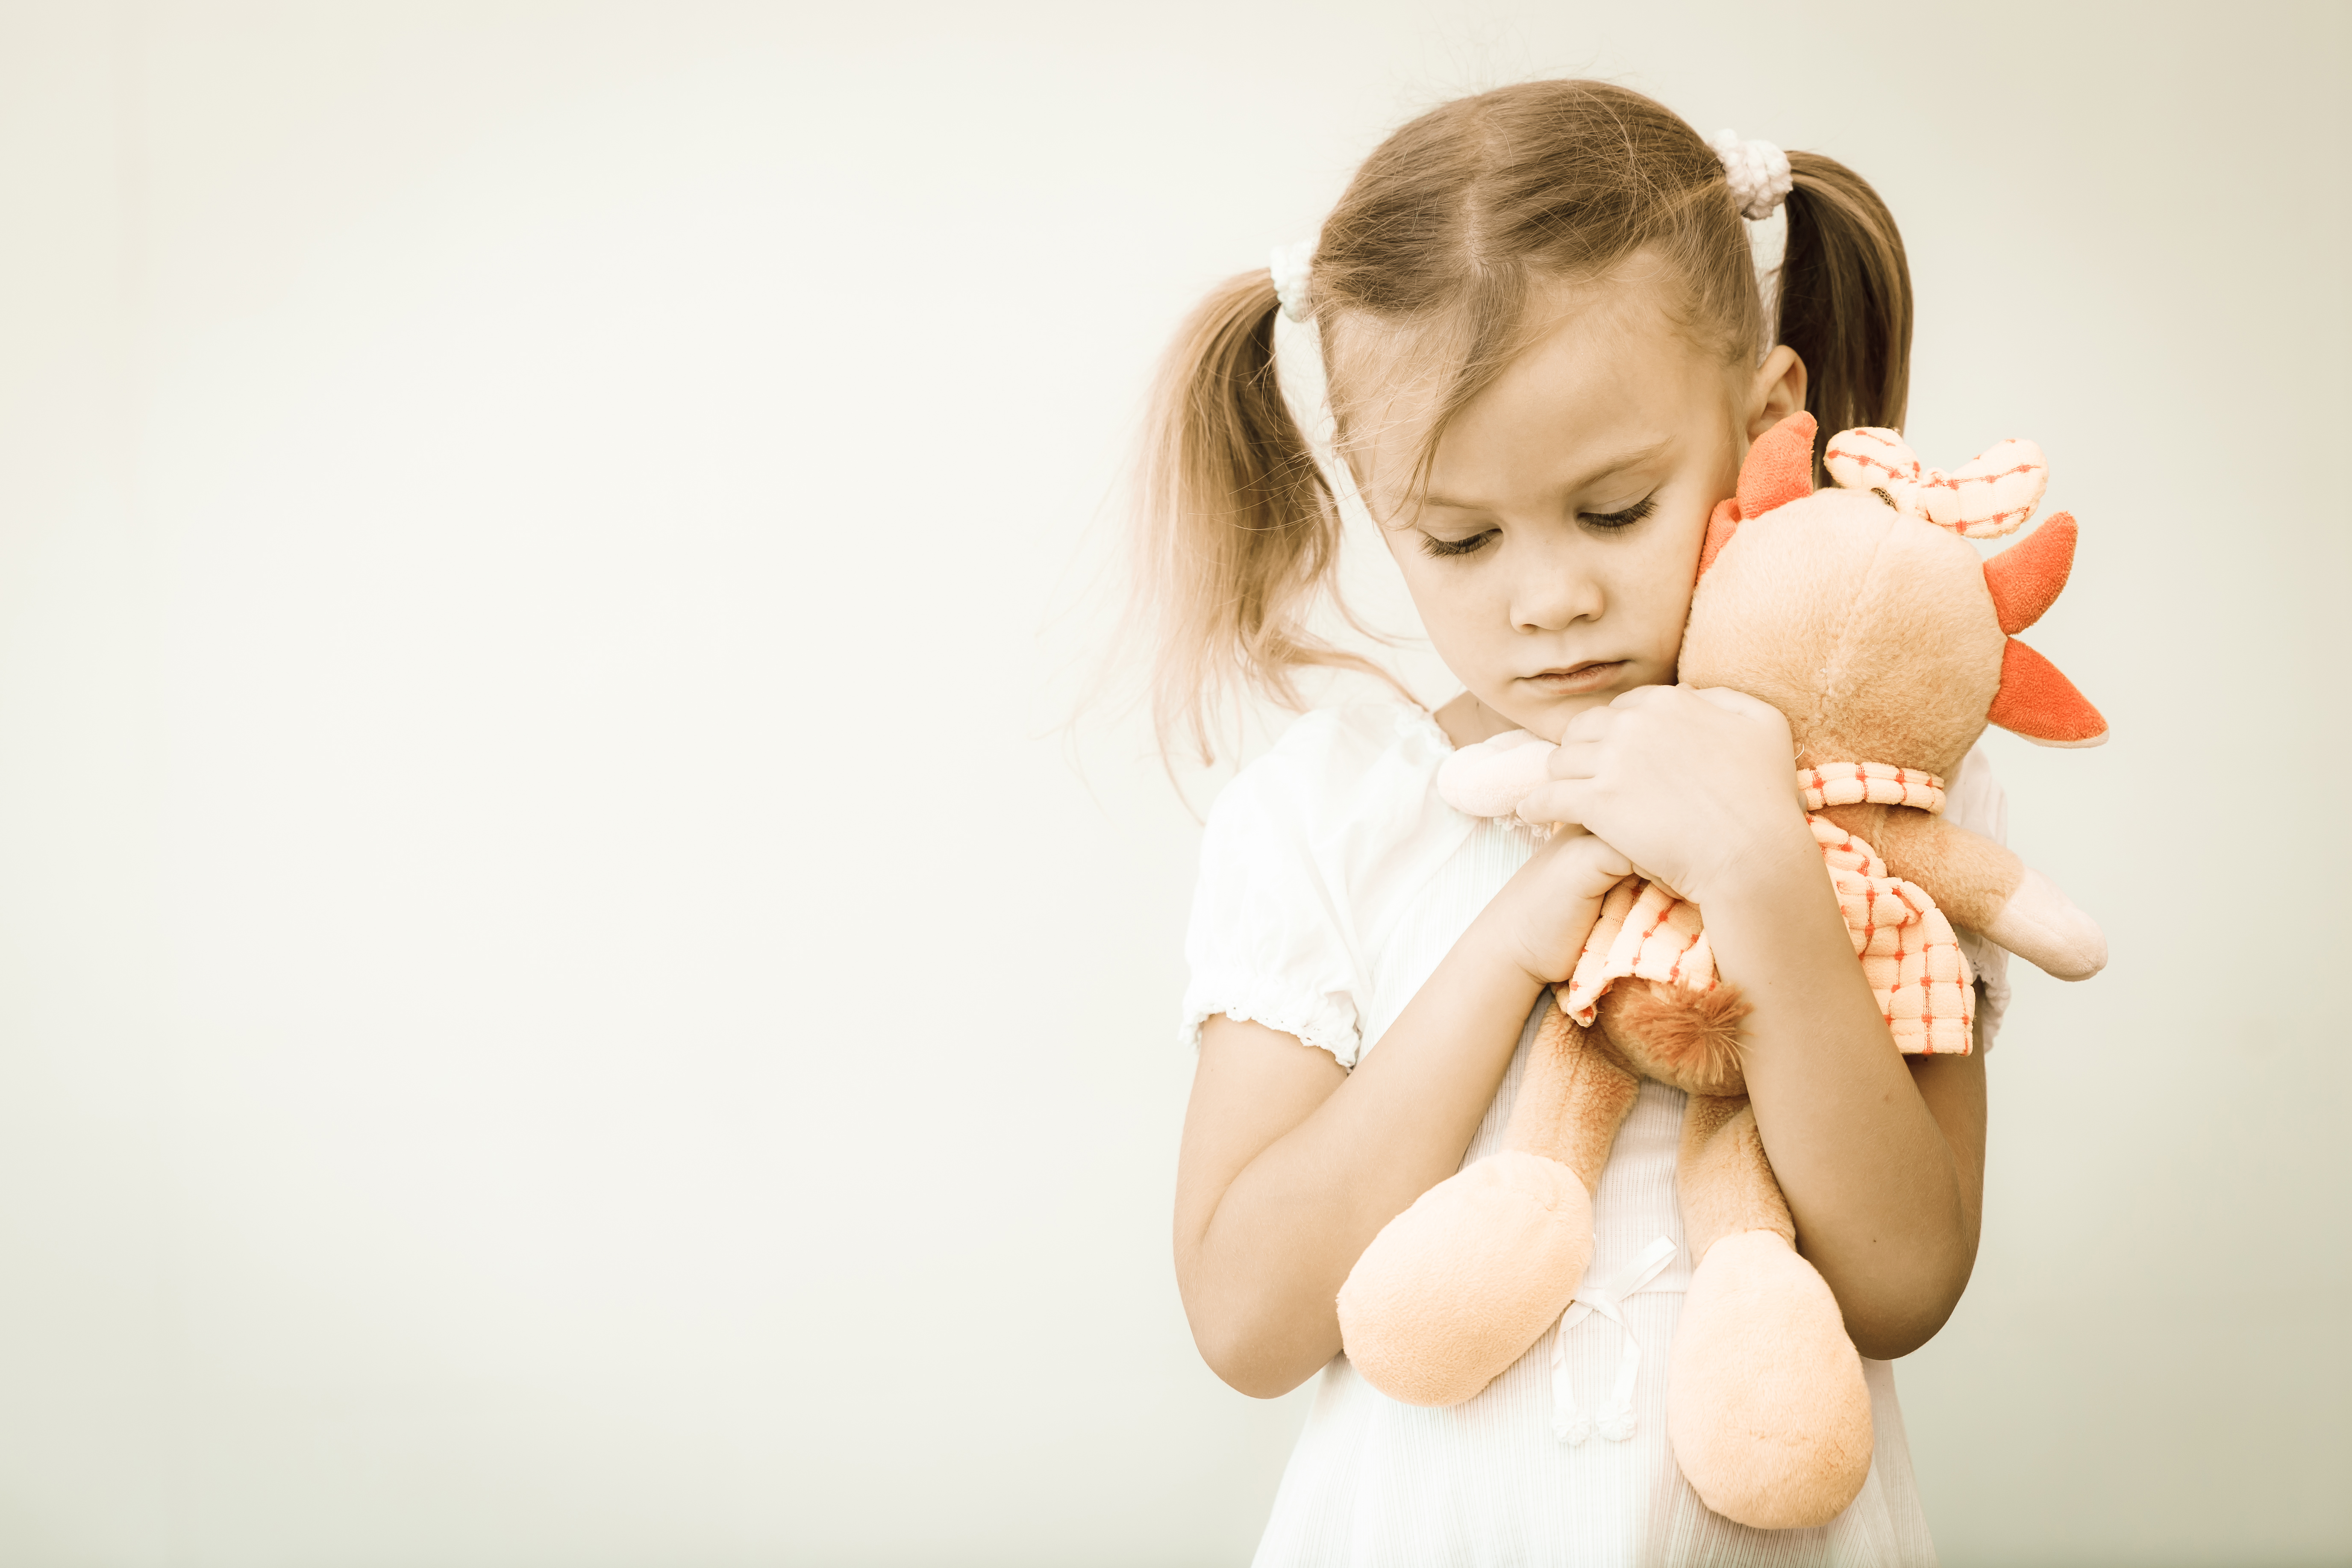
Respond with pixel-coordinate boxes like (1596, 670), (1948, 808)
(1180, 701), (2011, 1568)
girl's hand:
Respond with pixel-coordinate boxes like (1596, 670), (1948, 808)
(1488, 826), (1633, 985)
(1516, 685), (1814, 907)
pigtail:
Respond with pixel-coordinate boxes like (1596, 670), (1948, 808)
(1136, 268), (1400, 767)
(1776, 153), (1914, 482)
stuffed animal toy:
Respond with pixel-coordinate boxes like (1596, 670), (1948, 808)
(1333, 413), (2108, 1530)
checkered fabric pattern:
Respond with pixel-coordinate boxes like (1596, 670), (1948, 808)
(1559, 768), (1976, 1056)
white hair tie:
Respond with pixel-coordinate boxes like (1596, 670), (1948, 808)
(1708, 129), (1793, 362)
(1270, 239), (1315, 323)
(1708, 129), (1793, 220)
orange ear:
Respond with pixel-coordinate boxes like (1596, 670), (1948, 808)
(1695, 497), (1743, 578)
(1987, 637), (2107, 747)
(1737, 411), (1817, 520)
(1983, 511), (2077, 634)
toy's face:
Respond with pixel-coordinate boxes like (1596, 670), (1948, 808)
(1343, 270), (1750, 742)
(1678, 491), (2009, 777)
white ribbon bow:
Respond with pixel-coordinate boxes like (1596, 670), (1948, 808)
(1551, 1235), (1682, 1444)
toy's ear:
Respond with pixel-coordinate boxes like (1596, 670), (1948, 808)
(1987, 637), (2107, 747)
(1983, 511), (2076, 634)
(1698, 412), (1816, 579)
(1738, 411), (1817, 520)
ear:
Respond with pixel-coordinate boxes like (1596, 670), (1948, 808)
(1982, 511), (2077, 634)
(1746, 344), (1807, 439)
(1987, 637), (2107, 747)
(1736, 411), (1816, 521)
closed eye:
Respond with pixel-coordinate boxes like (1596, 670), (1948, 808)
(1583, 494), (1658, 531)
(1419, 530), (1495, 559)
(1580, 496), (1655, 533)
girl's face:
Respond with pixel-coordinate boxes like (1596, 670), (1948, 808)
(1349, 270), (1803, 743)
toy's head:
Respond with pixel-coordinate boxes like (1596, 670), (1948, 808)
(1677, 414), (2105, 780)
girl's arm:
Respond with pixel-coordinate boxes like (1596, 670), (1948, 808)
(1174, 830), (1630, 1398)
(1693, 836), (1987, 1355)
(1523, 685), (1987, 1359)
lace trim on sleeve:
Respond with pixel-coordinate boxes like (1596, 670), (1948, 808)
(1178, 985), (1362, 1070)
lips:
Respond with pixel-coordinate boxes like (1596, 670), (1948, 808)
(1521, 660), (1627, 695)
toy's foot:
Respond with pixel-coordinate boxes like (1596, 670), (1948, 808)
(1336, 1151), (1592, 1406)
(1667, 1230), (1873, 1529)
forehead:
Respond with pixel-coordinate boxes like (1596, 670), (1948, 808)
(1340, 269), (1730, 513)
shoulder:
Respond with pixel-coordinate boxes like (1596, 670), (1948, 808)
(1193, 697), (1471, 964)
(1205, 701), (1454, 845)
(1182, 702), (1466, 1066)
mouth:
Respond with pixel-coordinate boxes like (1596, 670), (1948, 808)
(1520, 660), (1629, 696)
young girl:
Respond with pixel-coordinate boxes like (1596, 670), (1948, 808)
(1144, 82), (2008, 1564)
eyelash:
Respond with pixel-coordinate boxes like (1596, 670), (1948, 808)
(1417, 494), (1660, 559)
(1420, 532), (1492, 559)
(1586, 494), (1659, 531)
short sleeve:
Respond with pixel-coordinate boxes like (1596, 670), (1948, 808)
(1176, 705), (1464, 1070)
(1943, 743), (2013, 1052)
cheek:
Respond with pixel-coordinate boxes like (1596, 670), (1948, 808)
(1615, 511), (1709, 647)
(1393, 557), (1468, 632)
(1390, 554), (1503, 664)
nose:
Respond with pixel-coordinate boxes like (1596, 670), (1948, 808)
(1507, 537), (1604, 633)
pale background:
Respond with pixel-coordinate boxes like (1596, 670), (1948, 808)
(0, 2), (2344, 1564)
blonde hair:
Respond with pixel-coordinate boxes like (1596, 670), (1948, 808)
(1135, 80), (1913, 765)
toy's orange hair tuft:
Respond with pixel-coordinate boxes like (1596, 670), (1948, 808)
(1737, 412), (1816, 520)
(1698, 413), (1817, 580)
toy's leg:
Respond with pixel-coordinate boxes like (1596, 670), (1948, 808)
(1666, 1094), (1874, 1529)
(1337, 1002), (1638, 1406)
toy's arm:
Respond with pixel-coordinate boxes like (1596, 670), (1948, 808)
(1864, 811), (2107, 980)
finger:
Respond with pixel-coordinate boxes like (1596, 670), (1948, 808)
(1560, 704), (1621, 743)
(1605, 683), (1680, 710)
(1515, 779), (1592, 826)
(1682, 684), (1787, 727)
(1574, 838), (1634, 880)
(1545, 737), (1605, 780)
(1629, 862), (1686, 900)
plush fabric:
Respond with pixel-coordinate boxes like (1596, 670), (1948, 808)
(1984, 510), (2077, 633)
(1683, 488), (2011, 780)
(1987, 635), (2109, 747)
(1980, 865), (2109, 980)
(1604, 982), (1750, 1097)
(1694, 412), (1817, 580)
(1667, 1232), (1875, 1530)
(1822, 426), (2047, 538)
(1696, 497), (1743, 578)
(1798, 762), (1944, 812)
(1674, 1096), (1792, 1259)
(1819, 801), (2017, 935)
(1337, 1151), (1595, 1407)
(1737, 411), (1818, 521)
(1434, 727), (1553, 819)
(1501, 1000), (1643, 1182)
(1334, 415), (2111, 1532)
(1558, 796), (1976, 1058)
(1187, 707), (1999, 1556)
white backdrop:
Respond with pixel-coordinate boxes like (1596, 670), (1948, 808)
(0, 3), (2344, 1564)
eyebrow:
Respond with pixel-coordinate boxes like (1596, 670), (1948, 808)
(1416, 438), (1675, 514)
